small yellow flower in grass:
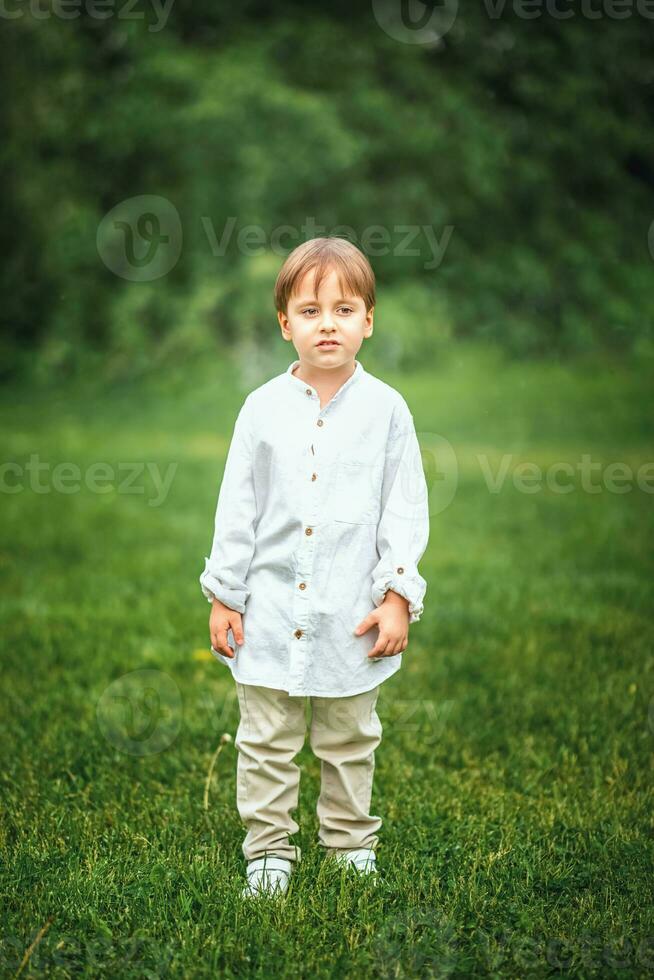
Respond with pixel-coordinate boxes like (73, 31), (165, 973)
(193, 648), (214, 661)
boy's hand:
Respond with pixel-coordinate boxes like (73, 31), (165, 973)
(209, 598), (244, 659)
(354, 591), (410, 659)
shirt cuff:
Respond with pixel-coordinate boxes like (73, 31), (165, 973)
(200, 558), (248, 614)
(371, 565), (425, 624)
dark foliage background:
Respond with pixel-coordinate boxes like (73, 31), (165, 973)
(2, 1), (653, 382)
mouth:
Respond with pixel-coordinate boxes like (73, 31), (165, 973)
(316, 341), (341, 348)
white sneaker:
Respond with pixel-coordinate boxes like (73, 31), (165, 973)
(241, 855), (293, 899)
(331, 847), (378, 877)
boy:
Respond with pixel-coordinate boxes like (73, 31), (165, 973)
(200, 236), (429, 898)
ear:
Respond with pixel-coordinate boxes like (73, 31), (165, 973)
(278, 309), (291, 339)
(365, 306), (374, 336)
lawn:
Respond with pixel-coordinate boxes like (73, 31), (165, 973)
(1, 342), (653, 978)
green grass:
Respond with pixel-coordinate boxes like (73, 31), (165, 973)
(1, 341), (653, 978)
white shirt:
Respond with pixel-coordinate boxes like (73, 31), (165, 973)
(200, 357), (429, 697)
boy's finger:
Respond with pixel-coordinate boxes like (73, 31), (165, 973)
(368, 634), (391, 659)
(354, 615), (375, 635)
(211, 641), (234, 659)
(213, 627), (234, 659)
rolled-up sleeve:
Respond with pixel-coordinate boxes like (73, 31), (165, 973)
(370, 399), (429, 624)
(200, 394), (257, 613)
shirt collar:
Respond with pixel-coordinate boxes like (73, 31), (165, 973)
(286, 358), (365, 403)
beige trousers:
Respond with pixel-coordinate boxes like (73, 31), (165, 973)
(234, 682), (383, 864)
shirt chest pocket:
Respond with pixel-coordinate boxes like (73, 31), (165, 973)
(330, 459), (382, 525)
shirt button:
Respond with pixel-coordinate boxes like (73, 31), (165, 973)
(305, 388), (312, 396)
(316, 419), (324, 427)
(305, 527), (313, 536)
(397, 566), (404, 574)
(299, 582), (307, 590)
(311, 473), (317, 481)
(294, 628), (303, 638)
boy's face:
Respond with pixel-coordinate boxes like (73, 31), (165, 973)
(277, 267), (374, 371)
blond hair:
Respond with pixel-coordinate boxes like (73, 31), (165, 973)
(274, 237), (376, 314)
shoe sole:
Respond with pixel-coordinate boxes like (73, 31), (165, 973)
(242, 884), (289, 899)
(328, 863), (380, 883)
(241, 873), (291, 900)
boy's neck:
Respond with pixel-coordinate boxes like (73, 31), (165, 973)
(291, 357), (357, 393)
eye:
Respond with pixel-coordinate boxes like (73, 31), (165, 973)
(302, 308), (319, 316)
(338, 306), (353, 314)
